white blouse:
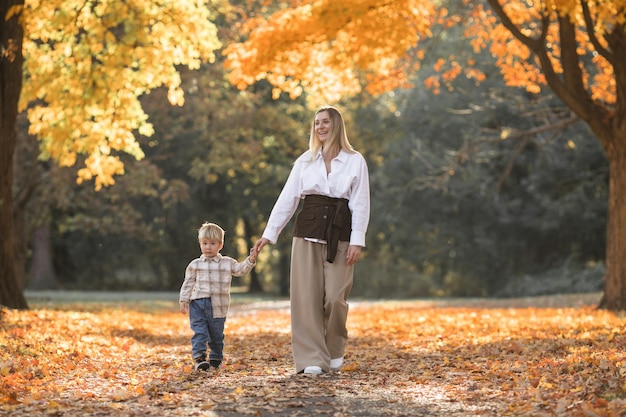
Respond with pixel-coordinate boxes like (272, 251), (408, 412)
(262, 148), (370, 246)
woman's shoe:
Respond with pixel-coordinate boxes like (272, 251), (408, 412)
(303, 366), (323, 374)
(330, 357), (344, 371)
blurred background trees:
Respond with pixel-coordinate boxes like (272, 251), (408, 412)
(9, 0), (609, 300)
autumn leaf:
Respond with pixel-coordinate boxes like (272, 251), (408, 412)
(2, 293), (626, 416)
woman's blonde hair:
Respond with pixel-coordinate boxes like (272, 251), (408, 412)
(198, 222), (225, 243)
(309, 106), (355, 159)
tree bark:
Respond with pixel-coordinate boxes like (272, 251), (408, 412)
(593, 23), (626, 310)
(12, 119), (42, 291)
(27, 223), (60, 290)
(0, 0), (27, 309)
(243, 217), (264, 293)
(278, 240), (290, 297)
(599, 143), (626, 309)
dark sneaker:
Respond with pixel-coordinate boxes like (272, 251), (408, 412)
(209, 360), (222, 369)
(194, 358), (211, 371)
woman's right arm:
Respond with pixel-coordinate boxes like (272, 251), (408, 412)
(253, 237), (270, 255)
(261, 156), (306, 244)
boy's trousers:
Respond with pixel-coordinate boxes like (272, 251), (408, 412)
(290, 237), (354, 373)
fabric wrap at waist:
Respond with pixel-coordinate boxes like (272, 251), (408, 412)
(293, 194), (351, 263)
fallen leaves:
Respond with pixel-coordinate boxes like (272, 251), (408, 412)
(1, 294), (625, 416)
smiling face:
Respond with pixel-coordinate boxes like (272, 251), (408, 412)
(314, 110), (332, 143)
(308, 106), (353, 158)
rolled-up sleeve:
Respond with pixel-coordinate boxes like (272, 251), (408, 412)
(348, 155), (370, 247)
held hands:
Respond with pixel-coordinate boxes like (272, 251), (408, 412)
(248, 237), (269, 262)
(253, 238), (270, 257)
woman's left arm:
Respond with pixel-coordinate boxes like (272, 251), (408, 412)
(346, 245), (362, 265)
(348, 154), (370, 247)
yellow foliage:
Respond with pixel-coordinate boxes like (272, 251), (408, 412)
(17, 0), (223, 189)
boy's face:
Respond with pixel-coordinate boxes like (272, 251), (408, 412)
(199, 238), (223, 258)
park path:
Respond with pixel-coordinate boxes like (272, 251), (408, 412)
(1, 290), (608, 416)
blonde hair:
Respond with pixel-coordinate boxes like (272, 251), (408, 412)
(309, 106), (355, 159)
(198, 222), (225, 243)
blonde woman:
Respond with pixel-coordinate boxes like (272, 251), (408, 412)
(254, 106), (370, 374)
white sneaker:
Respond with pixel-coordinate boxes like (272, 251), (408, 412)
(330, 357), (344, 371)
(303, 366), (323, 374)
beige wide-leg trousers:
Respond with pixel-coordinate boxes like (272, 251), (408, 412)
(290, 237), (354, 373)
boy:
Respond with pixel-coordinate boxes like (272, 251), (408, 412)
(179, 222), (257, 371)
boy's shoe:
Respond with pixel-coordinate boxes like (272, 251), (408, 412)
(209, 360), (222, 369)
(194, 358), (211, 371)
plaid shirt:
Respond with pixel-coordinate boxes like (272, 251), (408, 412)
(179, 253), (256, 318)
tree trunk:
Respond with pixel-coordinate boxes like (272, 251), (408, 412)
(243, 217), (264, 293)
(12, 118), (42, 291)
(27, 223), (60, 290)
(599, 139), (626, 310)
(279, 241), (290, 297)
(0, 0), (27, 309)
(248, 260), (264, 293)
(593, 24), (626, 310)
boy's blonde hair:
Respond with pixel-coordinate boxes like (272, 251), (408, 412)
(198, 222), (225, 243)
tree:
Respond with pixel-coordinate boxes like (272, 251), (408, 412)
(359, 78), (606, 298)
(9, 2), (307, 298)
(0, 0), (222, 309)
(480, 1), (626, 310)
(1, 0), (26, 309)
(141, 63), (309, 293)
(224, 0), (626, 310)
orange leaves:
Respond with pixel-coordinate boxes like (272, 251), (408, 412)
(226, 0), (620, 117)
(2, 294), (626, 416)
(224, 0), (439, 106)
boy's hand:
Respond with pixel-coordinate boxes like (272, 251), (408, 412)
(179, 302), (189, 314)
(249, 247), (257, 262)
(253, 238), (270, 255)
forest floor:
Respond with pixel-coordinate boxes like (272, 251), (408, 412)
(2, 291), (625, 416)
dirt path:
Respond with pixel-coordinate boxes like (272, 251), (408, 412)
(2, 291), (608, 416)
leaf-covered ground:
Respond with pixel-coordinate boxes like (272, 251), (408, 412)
(1, 292), (625, 416)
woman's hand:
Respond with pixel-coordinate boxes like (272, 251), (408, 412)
(346, 245), (362, 265)
(254, 238), (270, 256)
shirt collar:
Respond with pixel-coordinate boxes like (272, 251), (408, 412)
(201, 253), (222, 263)
(314, 148), (348, 162)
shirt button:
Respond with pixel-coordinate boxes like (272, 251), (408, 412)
(323, 215), (327, 219)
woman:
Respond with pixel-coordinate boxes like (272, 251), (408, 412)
(254, 106), (370, 374)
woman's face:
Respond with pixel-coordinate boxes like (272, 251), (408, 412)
(314, 110), (332, 143)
